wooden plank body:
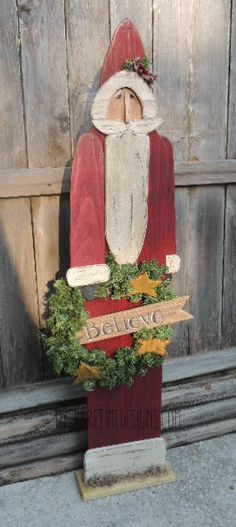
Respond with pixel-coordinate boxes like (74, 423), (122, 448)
(87, 367), (162, 449)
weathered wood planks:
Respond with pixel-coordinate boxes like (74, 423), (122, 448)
(222, 185), (236, 347)
(153, 0), (231, 161)
(0, 349), (235, 486)
(1, 160), (236, 198)
(188, 0), (230, 160)
(227, 0), (236, 158)
(31, 195), (70, 326)
(0, 198), (41, 387)
(188, 186), (225, 353)
(0, 453), (84, 487)
(18, 0), (70, 167)
(110, 0), (152, 59)
(65, 0), (110, 148)
(0, 431), (87, 469)
(169, 188), (192, 356)
(153, 0), (192, 161)
(0, 0), (27, 169)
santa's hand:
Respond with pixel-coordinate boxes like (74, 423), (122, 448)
(166, 254), (181, 274)
(66, 264), (110, 288)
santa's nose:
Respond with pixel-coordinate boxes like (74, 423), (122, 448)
(106, 88), (142, 123)
(124, 90), (142, 123)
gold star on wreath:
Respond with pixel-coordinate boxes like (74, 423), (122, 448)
(74, 362), (101, 384)
(137, 338), (170, 357)
(131, 272), (162, 297)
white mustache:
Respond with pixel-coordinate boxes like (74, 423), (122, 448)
(92, 118), (164, 136)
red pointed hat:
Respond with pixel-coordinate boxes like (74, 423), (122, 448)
(100, 19), (145, 86)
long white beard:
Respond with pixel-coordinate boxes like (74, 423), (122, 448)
(105, 130), (149, 264)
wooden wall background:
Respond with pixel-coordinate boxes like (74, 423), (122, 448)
(0, 0), (236, 388)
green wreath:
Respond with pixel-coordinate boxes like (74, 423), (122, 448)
(43, 254), (176, 392)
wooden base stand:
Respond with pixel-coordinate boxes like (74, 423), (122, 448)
(75, 464), (175, 500)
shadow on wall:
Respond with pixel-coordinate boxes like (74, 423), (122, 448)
(0, 224), (42, 389)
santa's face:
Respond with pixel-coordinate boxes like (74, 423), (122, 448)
(106, 88), (142, 123)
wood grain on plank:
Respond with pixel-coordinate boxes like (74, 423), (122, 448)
(163, 418), (236, 449)
(164, 348), (236, 383)
(2, 417), (236, 486)
(163, 374), (236, 410)
(0, 0), (26, 168)
(188, 186), (224, 353)
(154, 0), (230, 161)
(189, 0), (230, 160)
(18, 0), (70, 166)
(0, 377), (85, 416)
(110, 2), (152, 59)
(1, 348), (235, 415)
(1, 375), (235, 446)
(162, 397), (236, 431)
(222, 185), (236, 347)
(0, 198), (41, 387)
(1, 161), (236, 198)
(31, 195), (70, 326)
(227, 0), (236, 157)
(0, 402), (86, 446)
(169, 188), (192, 356)
(0, 453), (84, 487)
(65, 0), (110, 147)
(0, 431), (87, 469)
(153, 0), (192, 161)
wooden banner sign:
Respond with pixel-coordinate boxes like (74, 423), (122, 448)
(76, 296), (192, 345)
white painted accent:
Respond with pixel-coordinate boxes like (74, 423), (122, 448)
(166, 254), (181, 274)
(92, 118), (164, 136)
(84, 437), (167, 484)
(105, 131), (149, 264)
(66, 264), (110, 287)
(91, 70), (158, 122)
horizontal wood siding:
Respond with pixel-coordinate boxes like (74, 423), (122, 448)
(0, 349), (235, 485)
(0, 1), (235, 387)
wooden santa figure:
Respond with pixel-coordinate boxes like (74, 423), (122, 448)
(67, 20), (188, 495)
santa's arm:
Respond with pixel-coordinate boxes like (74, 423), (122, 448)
(67, 131), (110, 287)
(162, 136), (180, 274)
(139, 132), (180, 273)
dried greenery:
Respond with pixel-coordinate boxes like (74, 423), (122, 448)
(43, 255), (176, 392)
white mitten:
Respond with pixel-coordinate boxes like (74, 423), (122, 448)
(66, 264), (110, 288)
(166, 255), (181, 274)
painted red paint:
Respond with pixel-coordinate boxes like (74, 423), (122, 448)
(100, 19), (145, 86)
(87, 367), (162, 449)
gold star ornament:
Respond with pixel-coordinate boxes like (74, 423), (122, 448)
(74, 362), (101, 384)
(131, 272), (162, 297)
(137, 338), (170, 357)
